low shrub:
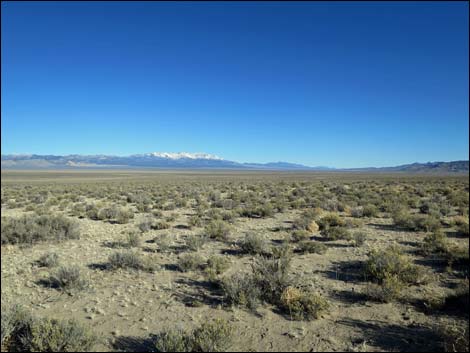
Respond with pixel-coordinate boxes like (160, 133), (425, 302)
(421, 230), (449, 255)
(321, 226), (350, 241)
(204, 220), (231, 241)
(108, 251), (157, 272)
(251, 254), (292, 305)
(352, 232), (367, 247)
(1, 305), (97, 352)
(363, 204), (379, 217)
(221, 272), (261, 311)
(364, 274), (403, 303)
(47, 266), (88, 292)
(21, 317), (97, 352)
(280, 286), (329, 320)
(239, 232), (268, 255)
(204, 255), (231, 281)
(296, 241), (327, 255)
(188, 215), (203, 229)
(1, 215), (79, 245)
(364, 245), (428, 284)
(178, 253), (206, 272)
(186, 234), (207, 251)
(291, 230), (311, 243)
(154, 319), (233, 352)
(37, 252), (60, 268)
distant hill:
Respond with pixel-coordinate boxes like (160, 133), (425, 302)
(0, 153), (322, 170)
(1, 153), (468, 173)
(348, 160), (469, 173)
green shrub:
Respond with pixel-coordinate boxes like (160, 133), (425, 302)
(108, 251), (157, 272)
(296, 241), (327, 255)
(154, 327), (190, 352)
(352, 232), (367, 247)
(350, 207), (364, 218)
(364, 245), (427, 284)
(291, 230), (311, 243)
(154, 319), (232, 352)
(97, 206), (118, 221)
(1, 305), (96, 352)
(152, 220), (171, 230)
(280, 286), (329, 320)
(21, 317), (97, 352)
(47, 266), (88, 292)
(221, 272), (261, 311)
(204, 220), (231, 241)
(115, 208), (134, 224)
(1, 304), (32, 350)
(239, 204), (274, 218)
(154, 234), (172, 253)
(457, 222), (469, 237)
(422, 230), (449, 255)
(251, 254), (292, 305)
(1, 215), (79, 245)
(239, 232), (268, 255)
(436, 321), (469, 352)
(188, 215), (203, 229)
(37, 252), (60, 267)
(138, 218), (153, 232)
(191, 318), (233, 352)
(321, 226), (350, 241)
(126, 231), (141, 248)
(364, 274), (403, 303)
(178, 253), (206, 272)
(204, 255), (230, 281)
(393, 210), (441, 232)
(363, 204), (378, 217)
(186, 234), (207, 251)
(317, 213), (344, 230)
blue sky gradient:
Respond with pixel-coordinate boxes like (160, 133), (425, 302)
(1, 1), (468, 168)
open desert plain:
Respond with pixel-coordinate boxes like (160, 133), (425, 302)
(1, 170), (468, 352)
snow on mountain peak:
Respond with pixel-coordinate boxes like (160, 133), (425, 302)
(146, 152), (223, 160)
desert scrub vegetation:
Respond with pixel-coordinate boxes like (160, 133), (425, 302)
(364, 245), (430, 285)
(321, 226), (350, 241)
(204, 255), (231, 281)
(1, 304), (97, 352)
(44, 265), (88, 292)
(352, 231), (367, 247)
(364, 273), (404, 303)
(177, 253), (206, 272)
(37, 252), (60, 267)
(292, 209), (321, 232)
(188, 215), (203, 229)
(296, 240), (327, 254)
(280, 286), (329, 320)
(317, 212), (351, 240)
(239, 232), (269, 255)
(1, 214), (79, 245)
(154, 318), (233, 352)
(108, 251), (157, 272)
(185, 234), (207, 251)
(392, 208), (441, 232)
(221, 272), (261, 311)
(204, 220), (231, 241)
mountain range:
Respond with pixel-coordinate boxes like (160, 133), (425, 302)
(1, 153), (468, 173)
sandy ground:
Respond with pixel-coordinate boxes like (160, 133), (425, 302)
(2, 200), (467, 352)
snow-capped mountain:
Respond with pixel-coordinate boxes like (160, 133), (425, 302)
(0, 152), (321, 170)
(139, 152), (223, 160)
(3, 153), (465, 172)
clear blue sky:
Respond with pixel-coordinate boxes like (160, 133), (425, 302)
(1, 1), (468, 168)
